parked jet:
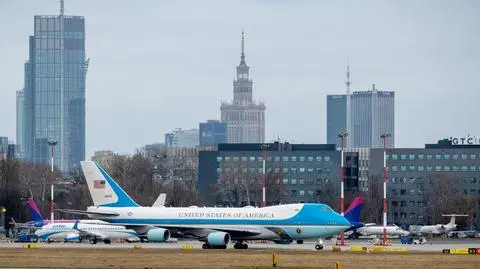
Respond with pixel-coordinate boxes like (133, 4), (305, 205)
(418, 214), (468, 235)
(342, 197), (409, 238)
(34, 219), (139, 244)
(62, 161), (351, 250)
(353, 224), (410, 237)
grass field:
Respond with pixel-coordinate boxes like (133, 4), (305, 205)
(0, 248), (479, 269)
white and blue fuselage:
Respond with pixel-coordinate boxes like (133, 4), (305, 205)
(77, 161), (351, 247)
(35, 222), (139, 243)
(86, 203), (350, 241)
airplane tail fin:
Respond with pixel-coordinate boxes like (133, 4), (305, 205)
(152, 193), (166, 207)
(72, 219), (80, 230)
(442, 214), (468, 226)
(80, 161), (139, 207)
(345, 197), (363, 224)
(27, 197), (44, 223)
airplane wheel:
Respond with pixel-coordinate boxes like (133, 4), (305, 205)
(202, 243), (210, 249)
(90, 238), (97, 244)
(243, 244), (248, 249)
(104, 239), (111, 244)
(47, 239), (52, 244)
(315, 244), (323, 251)
(221, 245), (227, 249)
(297, 240), (304, 244)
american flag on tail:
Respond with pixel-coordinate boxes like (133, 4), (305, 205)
(93, 180), (106, 189)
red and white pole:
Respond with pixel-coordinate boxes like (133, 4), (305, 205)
(48, 141), (57, 224)
(381, 134), (390, 245)
(262, 144), (266, 207)
(340, 135), (345, 245)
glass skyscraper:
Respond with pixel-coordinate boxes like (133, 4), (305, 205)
(326, 95), (347, 147)
(18, 8), (86, 171)
(199, 120), (227, 147)
(326, 84), (395, 149)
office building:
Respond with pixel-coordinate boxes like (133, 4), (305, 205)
(198, 142), (359, 205)
(377, 139), (480, 228)
(19, 2), (86, 171)
(164, 128), (199, 148)
(327, 83), (394, 149)
(16, 91), (24, 159)
(220, 32), (265, 143)
(326, 95), (347, 147)
(351, 85), (394, 148)
(91, 150), (115, 168)
(199, 120), (227, 147)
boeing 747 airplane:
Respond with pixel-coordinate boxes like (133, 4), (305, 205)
(62, 161), (351, 250)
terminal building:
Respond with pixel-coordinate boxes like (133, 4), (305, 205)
(198, 142), (359, 206)
(377, 139), (480, 229)
(198, 139), (480, 229)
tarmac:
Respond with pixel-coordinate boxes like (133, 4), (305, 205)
(1, 238), (479, 252)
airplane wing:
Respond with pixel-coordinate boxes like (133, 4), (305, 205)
(161, 224), (262, 236)
(56, 209), (120, 217)
(9, 218), (36, 229)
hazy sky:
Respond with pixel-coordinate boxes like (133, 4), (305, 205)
(1, 0), (479, 158)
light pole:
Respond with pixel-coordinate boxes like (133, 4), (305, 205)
(338, 131), (348, 246)
(261, 144), (267, 207)
(380, 133), (391, 245)
(47, 141), (57, 224)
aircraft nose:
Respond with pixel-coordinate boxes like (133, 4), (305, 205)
(337, 214), (351, 228)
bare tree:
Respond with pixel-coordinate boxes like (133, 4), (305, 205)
(214, 161), (286, 207)
(361, 173), (384, 224)
(422, 173), (477, 227)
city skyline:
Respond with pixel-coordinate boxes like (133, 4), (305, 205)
(1, 1), (479, 158)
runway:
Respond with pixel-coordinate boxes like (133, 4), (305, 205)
(1, 238), (479, 252)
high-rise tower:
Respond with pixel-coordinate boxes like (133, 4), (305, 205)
(18, 1), (86, 171)
(221, 31), (265, 143)
(327, 66), (394, 148)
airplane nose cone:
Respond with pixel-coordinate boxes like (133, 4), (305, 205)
(337, 214), (351, 229)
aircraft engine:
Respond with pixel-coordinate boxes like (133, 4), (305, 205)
(207, 232), (230, 246)
(65, 233), (79, 241)
(147, 228), (171, 242)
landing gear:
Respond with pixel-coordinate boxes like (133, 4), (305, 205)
(296, 240), (304, 244)
(89, 238), (97, 244)
(47, 239), (53, 244)
(234, 242), (248, 249)
(315, 239), (324, 251)
(104, 239), (111, 244)
(202, 243), (227, 249)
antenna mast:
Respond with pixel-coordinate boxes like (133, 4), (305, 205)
(345, 63), (351, 94)
(60, 0), (64, 16)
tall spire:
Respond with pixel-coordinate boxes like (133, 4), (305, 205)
(345, 62), (351, 94)
(240, 30), (246, 64)
(60, 0), (64, 16)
